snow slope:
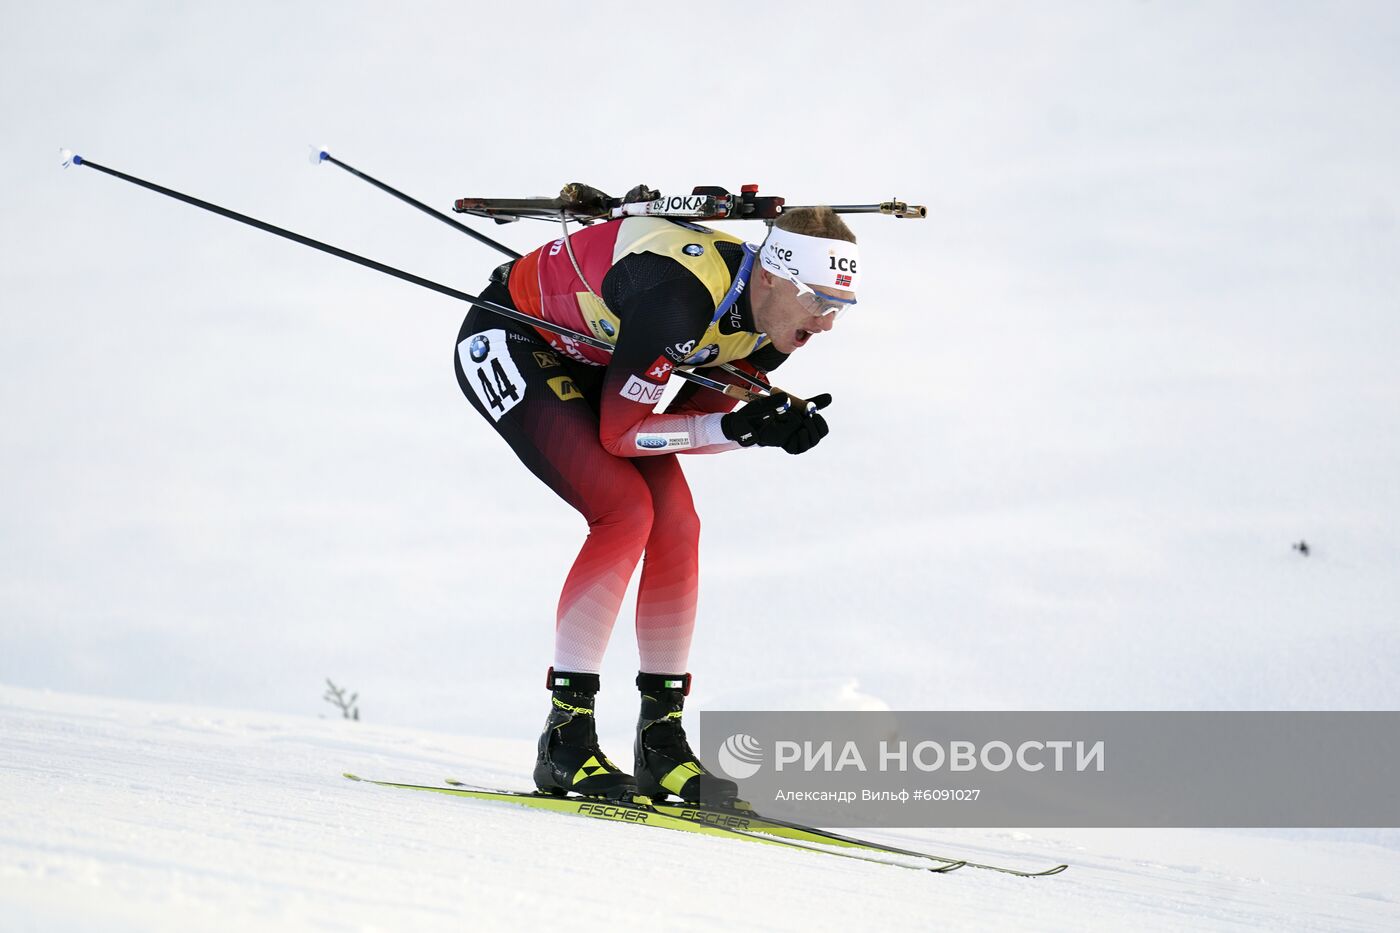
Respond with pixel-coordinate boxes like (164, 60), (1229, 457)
(4, 684), (1398, 932)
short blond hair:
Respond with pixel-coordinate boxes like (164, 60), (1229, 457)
(774, 206), (856, 244)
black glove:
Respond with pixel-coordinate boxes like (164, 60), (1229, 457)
(780, 399), (830, 454)
(721, 393), (832, 455)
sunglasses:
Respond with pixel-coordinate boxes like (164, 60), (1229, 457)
(788, 276), (858, 320)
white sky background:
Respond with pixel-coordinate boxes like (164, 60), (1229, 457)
(2, 1), (1397, 738)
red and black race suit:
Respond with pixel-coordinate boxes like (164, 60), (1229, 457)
(453, 219), (786, 674)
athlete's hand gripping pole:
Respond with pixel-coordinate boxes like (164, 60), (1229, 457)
(720, 392), (832, 455)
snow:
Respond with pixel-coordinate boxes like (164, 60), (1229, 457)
(4, 683), (1398, 932)
(4, 1), (1400, 929)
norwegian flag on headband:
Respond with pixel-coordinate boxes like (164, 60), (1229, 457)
(835, 273), (852, 288)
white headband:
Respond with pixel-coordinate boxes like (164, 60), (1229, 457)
(758, 227), (861, 293)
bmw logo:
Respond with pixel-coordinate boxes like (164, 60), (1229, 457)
(684, 343), (720, 366)
(683, 243), (705, 257)
(599, 319), (616, 337)
(468, 334), (490, 362)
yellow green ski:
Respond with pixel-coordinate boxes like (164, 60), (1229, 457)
(342, 773), (964, 874)
(439, 777), (1067, 877)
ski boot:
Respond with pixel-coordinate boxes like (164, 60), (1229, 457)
(634, 672), (739, 805)
(533, 669), (637, 801)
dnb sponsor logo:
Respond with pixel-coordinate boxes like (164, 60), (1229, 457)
(620, 375), (666, 405)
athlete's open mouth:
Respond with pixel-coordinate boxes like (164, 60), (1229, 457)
(795, 328), (813, 346)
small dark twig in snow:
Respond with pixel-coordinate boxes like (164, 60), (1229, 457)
(324, 678), (361, 720)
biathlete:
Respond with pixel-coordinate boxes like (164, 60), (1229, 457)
(453, 206), (860, 803)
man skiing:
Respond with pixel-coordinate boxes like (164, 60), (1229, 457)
(453, 206), (859, 803)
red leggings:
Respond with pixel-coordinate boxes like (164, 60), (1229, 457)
(455, 297), (699, 674)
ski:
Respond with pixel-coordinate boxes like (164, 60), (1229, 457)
(342, 774), (964, 874)
(649, 800), (1067, 878)
(441, 778), (1067, 877)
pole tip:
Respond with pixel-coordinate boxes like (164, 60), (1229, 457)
(308, 144), (329, 165)
(59, 148), (81, 168)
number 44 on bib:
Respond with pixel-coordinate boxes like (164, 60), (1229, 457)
(459, 329), (525, 421)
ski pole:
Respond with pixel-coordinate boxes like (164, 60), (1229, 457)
(58, 149), (761, 404)
(309, 150), (780, 401)
(299, 153), (789, 392)
(309, 147), (520, 260)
